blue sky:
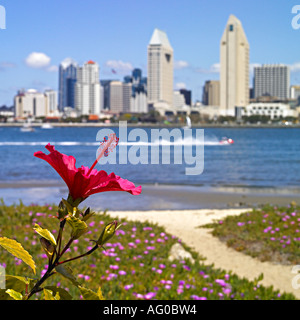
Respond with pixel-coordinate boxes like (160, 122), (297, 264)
(0, 0), (300, 105)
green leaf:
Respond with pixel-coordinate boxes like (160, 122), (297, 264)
(0, 237), (36, 274)
(82, 208), (95, 222)
(5, 275), (30, 292)
(66, 216), (88, 239)
(55, 265), (80, 287)
(33, 224), (57, 246)
(43, 288), (60, 300)
(40, 238), (55, 258)
(44, 286), (73, 300)
(78, 286), (104, 300)
(5, 289), (23, 300)
(62, 198), (80, 217)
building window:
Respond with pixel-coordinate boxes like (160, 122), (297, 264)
(229, 24), (234, 31)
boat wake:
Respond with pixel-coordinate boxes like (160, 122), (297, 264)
(0, 137), (231, 147)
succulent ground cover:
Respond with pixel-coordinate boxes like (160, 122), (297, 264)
(203, 203), (300, 265)
(0, 202), (295, 300)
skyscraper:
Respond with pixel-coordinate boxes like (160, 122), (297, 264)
(254, 64), (290, 100)
(58, 58), (77, 111)
(202, 81), (220, 106)
(108, 81), (123, 113)
(147, 28), (173, 108)
(75, 60), (101, 115)
(220, 15), (249, 116)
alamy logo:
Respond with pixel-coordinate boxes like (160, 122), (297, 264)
(0, 5), (6, 29)
(95, 121), (204, 176)
(292, 5), (300, 30)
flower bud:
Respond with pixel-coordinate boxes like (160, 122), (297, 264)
(96, 221), (121, 246)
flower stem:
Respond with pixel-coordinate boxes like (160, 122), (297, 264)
(59, 237), (74, 258)
(58, 244), (98, 266)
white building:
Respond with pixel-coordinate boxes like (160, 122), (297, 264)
(75, 60), (101, 115)
(147, 28), (174, 109)
(220, 15), (249, 116)
(254, 64), (290, 99)
(242, 103), (297, 119)
(15, 89), (55, 118)
(290, 85), (300, 103)
(44, 90), (58, 116)
(130, 90), (148, 113)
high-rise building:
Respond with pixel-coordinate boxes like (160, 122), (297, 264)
(123, 82), (132, 113)
(147, 28), (173, 108)
(179, 89), (192, 106)
(108, 81), (123, 113)
(75, 60), (101, 115)
(202, 81), (220, 106)
(44, 90), (58, 115)
(220, 15), (249, 116)
(58, 58), (77, 111)
(254, 64), (290, 100)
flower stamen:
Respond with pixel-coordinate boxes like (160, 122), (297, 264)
(87, 134), (119, 176)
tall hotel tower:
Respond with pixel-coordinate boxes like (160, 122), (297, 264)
(220, 15), (249, 116)
(75, 60), (101, 115)
(147, 28), (173, 108)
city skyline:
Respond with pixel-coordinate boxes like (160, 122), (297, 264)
(0, 0), (300, 106)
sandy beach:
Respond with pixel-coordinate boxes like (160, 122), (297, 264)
(109, 208), (300, 299)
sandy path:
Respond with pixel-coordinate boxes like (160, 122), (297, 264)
(109, 209), (300, 299)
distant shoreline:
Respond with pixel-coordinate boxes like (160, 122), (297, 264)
(0, 122), (300, 129)
(0, 182), (298, 210)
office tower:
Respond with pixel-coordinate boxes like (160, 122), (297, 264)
(220, 15), (249, 115)
(75, 60), (101, 115)
(147, 28), (173, 108)
(123, 82), (132, 113)
(202, 80), (220, 106)
(58, 58), (77, 111)
(179, 89), (192, 106)
(254, 64), (290, 100)
(44, 90), (58, 115)
(108, 81), (123, 113)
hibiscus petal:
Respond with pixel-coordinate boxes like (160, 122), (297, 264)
(83, 171), (142, 198)
(34, 143), (78, 191)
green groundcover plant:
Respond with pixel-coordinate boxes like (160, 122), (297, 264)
(203, 203), (300, 264)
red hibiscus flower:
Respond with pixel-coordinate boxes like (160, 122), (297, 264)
(34, 134), (142, 203)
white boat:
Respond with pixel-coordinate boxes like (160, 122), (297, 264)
(41, 123), (53, 129)
(183, 116), (192, 129)
(20, 123), (35, 132)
